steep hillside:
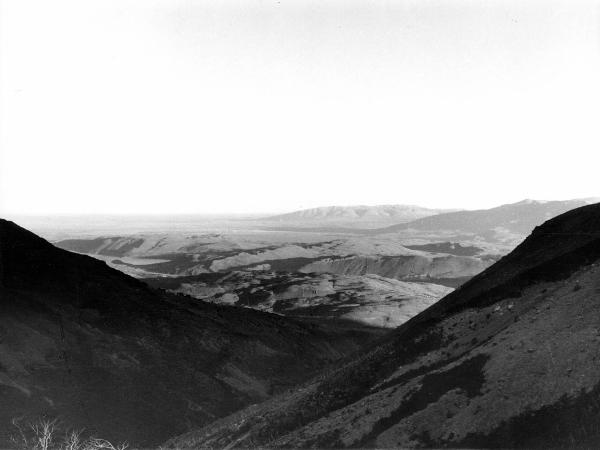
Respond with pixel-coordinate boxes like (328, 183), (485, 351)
(167, 202), (600, 449)
(0, 219), (371, 447)
(373, 199), (594, 241)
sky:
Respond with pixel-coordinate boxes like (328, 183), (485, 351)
(1, 0), (600, 215)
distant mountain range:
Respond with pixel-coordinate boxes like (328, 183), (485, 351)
(265, 204), (456, 227)
(371, 198), (600, 239)
(53, 199), (600, 282)
(264, 199), (600, 243)
(167, 201), (600, 449)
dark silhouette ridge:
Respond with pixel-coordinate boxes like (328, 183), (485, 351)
(0, 219), (371, 447)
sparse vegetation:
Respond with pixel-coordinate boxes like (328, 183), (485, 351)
(11, 418), (128, 450)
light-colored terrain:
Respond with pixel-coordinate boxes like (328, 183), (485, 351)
(298, 254), (489, 282)
(53, 232), (497, 281)
(148, 272), (452, 328)
(54, 231), (491, 330)
(41, 199), (592, 335)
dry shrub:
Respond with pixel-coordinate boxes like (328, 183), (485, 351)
(11, 418), (128, 450)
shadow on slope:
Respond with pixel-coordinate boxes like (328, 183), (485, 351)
(0, 219), (373, 447)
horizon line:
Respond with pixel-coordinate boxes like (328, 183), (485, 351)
(2, 197), (599, 218)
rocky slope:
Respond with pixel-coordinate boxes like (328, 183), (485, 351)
(0, 219), (373, 447)
(166, 202), (600, 449)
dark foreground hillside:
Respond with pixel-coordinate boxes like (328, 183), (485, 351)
(167, 202), (600, 448)
(0, 219), (373, 447)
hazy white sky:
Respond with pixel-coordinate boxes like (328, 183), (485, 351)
(1, 0), (599, 214)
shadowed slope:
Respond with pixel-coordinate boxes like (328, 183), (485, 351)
(0, 219), (370, 447)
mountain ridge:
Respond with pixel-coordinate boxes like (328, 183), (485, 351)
(369, 198), (596, 238)
(265, 204), (456, 225)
